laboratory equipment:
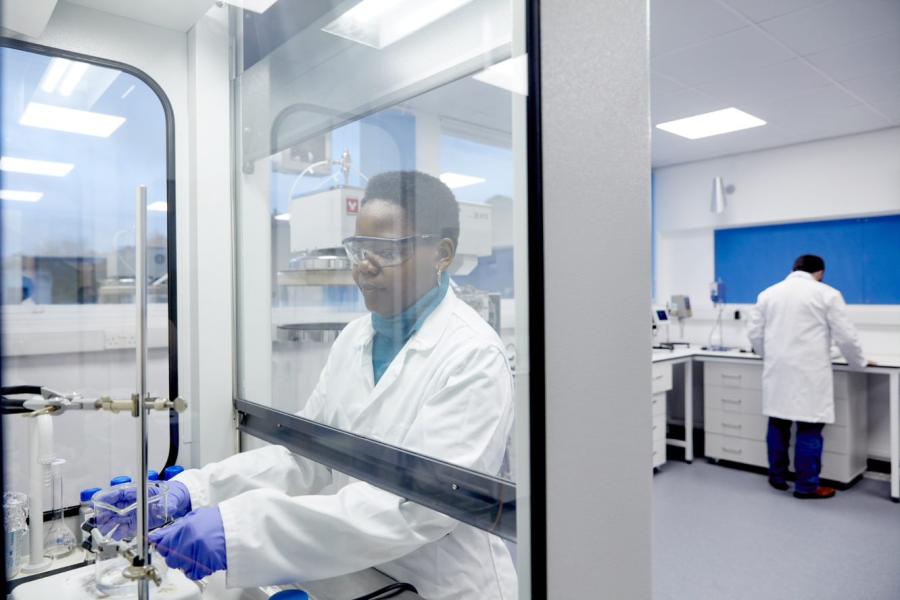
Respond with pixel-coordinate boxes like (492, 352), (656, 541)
(161, 465), (183, 481)
(88, 481), (172, 595)
(79, 487), (102, 551)
(42, 457), (77, 558)
(669, 295), (692, 319)
(668, 294), (692, 342)
(4, 491), (29, 578)
(708, 279), (729, 351)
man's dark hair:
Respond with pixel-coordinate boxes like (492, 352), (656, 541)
(793, 254), (826, 274)
(362, 171), (460, 246)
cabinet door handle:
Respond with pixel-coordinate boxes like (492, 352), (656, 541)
(722, 374), (743, 380)
(723, 447), (743, 455)
(721, 398), (742, 405)
(653, 374), (665, 380)
(721, 422), (742, 429)
(652, 425), (658, 431)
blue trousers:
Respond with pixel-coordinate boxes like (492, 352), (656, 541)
(767, 417), (826, 494)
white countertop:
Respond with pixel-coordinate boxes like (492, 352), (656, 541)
(652, 345), (900, 371)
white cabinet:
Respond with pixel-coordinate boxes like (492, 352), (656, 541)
(652, 363), (673, 470)
(703, 362), (868, 485)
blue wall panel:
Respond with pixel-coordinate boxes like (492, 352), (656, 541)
(714, 215), (900, 305)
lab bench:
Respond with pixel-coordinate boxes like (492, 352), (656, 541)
(651, 348), (900, 501)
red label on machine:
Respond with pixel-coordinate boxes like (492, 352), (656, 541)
(346, 197), (360, 214)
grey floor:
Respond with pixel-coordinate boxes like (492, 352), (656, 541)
(653, 460), (900, 600)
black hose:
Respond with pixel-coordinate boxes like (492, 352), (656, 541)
(0, 385), (41, 396)
(351, 582), (419, 600)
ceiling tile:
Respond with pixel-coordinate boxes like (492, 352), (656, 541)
(867, 95), (900, 124)
(806, 29), (900, 82)
(760, 0), (900, 56)
(696, 58), (830, 104)
(720, 0), (830, 23)
(650, 0), (747, 56)
(841, 67), (900, 103)
(651, 72), (689, 96)
(652, 27), (794, 86)
(652, 88), (726, 124)
(739, 84), (860, 118)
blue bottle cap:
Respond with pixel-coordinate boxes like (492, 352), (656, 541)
(80, 487), (102, 502)
(110, 476), (132, 486)
(270, 592), (309, 600)
(161, 466), (184, 481)
(147, 470), (160, 481)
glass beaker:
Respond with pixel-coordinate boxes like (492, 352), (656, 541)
(91, 481), (171, 596)
(3, 491), (29, 577)
(41, 458), (77, 558)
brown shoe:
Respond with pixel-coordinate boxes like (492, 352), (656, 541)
(793, 486), (836, 499)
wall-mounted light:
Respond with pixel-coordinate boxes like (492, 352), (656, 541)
(709, 177), (728, 215)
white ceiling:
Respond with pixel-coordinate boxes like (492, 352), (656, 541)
(62, 0), (215, 32)
(651, 0), (900, 167)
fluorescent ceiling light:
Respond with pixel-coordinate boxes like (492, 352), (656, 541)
(147, 201), (168, 212)
(20, 102), (126, 137)
(220, 0), (279, 14)
(0, 156), (74, 177)
(656, 107), (766, 140)
(40, 58), (71, 93)
(58, 61), (89, 97)
(0, 189), (43, 202)
(275, 213), (291, 221)
(473, 54), (528, 96)
(323, 0), (474, 49)
(440, 172), (485, 189)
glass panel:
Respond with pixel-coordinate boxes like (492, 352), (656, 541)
(232, 0), (531, 597)
(1, 45), (172, 580)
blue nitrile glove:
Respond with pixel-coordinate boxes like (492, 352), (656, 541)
(94, 480), (192, 540)
(149, 506), (227, 581)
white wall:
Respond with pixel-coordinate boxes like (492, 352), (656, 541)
(654, 127), (900, 459)
(655, 126), (900, 357)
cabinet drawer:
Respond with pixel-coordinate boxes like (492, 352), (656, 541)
(652, 438), (666, 468)
(651, 392), (666, 417)
(652, 418), (666, 442)
(705, 433), (768, 468)
(704, 384), (763, 415)
(705, 362), (762, 390)
(652, 364), (673, 394)
(705, 409), (767, 441)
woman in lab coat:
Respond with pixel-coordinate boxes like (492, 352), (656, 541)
(99, 171), (517, 599)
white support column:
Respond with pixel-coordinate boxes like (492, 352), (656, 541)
(540, 0), (651, 597)
(186, 4), (236, 466)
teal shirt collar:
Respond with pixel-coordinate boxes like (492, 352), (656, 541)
(371, 273), (449, 384)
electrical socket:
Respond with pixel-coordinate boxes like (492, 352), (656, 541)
(104, 332), (136, 350)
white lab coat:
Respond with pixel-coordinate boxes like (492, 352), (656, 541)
(747, 271), (867, 423)
(175, 289), (517, 600)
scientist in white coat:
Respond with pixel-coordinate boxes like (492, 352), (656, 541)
(97, 171), (517, 599)
(747, 254), (868, 499)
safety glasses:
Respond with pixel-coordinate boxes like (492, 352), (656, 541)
(342, 234), (437, 267)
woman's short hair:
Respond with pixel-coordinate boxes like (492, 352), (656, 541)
(362, 171), (460, 246)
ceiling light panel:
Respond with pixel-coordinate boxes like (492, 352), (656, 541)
(473, 54), (528, 96)
(58, 62), (90, 97)
(19, 102), (126, 138)
(0, 190), (44, 202)
(39, 58), (71, 93)
(439, 172), (486, 189)
(323, 0), (475, 49)
(220, 0), (279, 14)
(655, 107), (766, 140)
(0, 156), (74, 177)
